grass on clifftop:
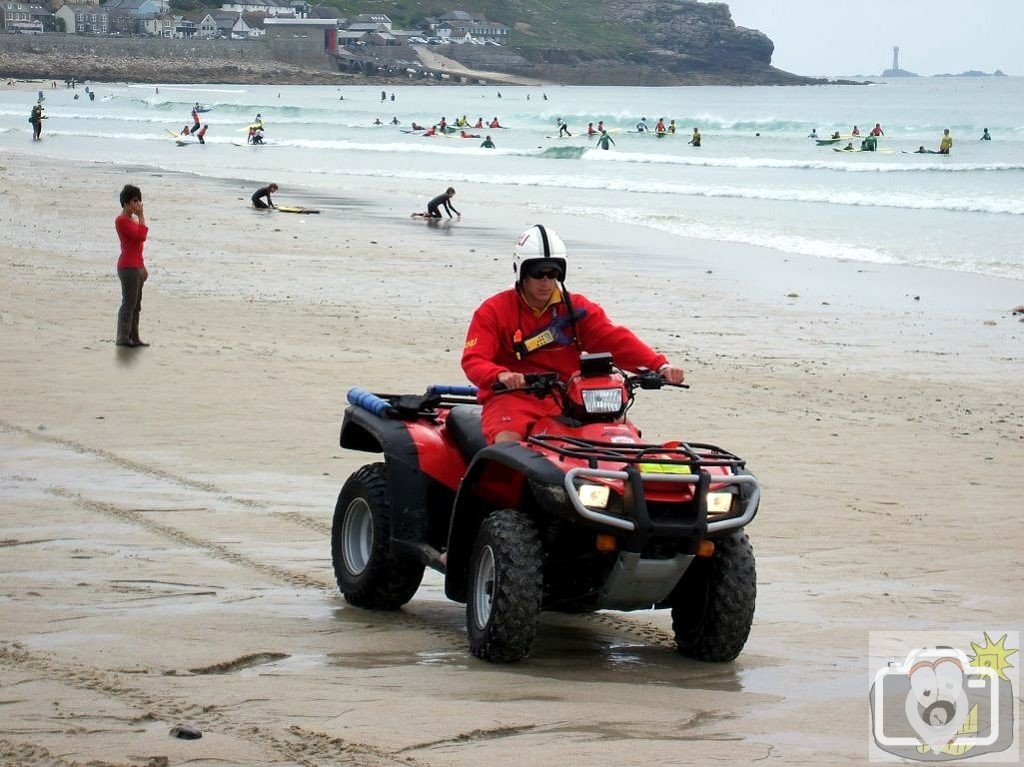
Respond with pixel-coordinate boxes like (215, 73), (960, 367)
(322, 0), (647, 54)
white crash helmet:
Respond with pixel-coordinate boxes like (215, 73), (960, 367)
(512, 224), (567, 283)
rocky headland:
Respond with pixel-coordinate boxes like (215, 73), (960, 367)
(0, 1), (830, 86)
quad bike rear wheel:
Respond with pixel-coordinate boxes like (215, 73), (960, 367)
(331, 463), (424, 609)
(467, 509), (543, 662)
(671, 529), (756, 662)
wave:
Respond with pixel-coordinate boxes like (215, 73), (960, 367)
(539, 146), (588, 159)
(583, 151), (1024, 173)
(563, 205), (898, 266)
(294, 165), (1024, 216)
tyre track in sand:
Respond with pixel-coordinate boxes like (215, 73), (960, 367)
(6, 422), (686, 656)
(0, 645), (426, 767)
(48, 487), (330, 591)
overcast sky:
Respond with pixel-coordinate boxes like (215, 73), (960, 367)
(721, 0), (1023, 78)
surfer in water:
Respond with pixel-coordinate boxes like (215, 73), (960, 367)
(938, 128), (953, 155)
(596, 130), (615, 151)
(252, 183), (278, 209)
(688, 128), (701, 147)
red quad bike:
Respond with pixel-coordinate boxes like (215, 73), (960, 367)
(332, 352), (760, 663)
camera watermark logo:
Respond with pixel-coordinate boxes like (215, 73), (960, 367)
(869, 632), (1018, 762)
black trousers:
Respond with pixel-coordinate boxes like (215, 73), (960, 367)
(117, 267), (146, 343)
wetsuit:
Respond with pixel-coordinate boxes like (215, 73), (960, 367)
(29, 106), (43, 140)
(252, 186), (275, 209)
(462, 288), (666, 442)
(426, 193), (459, 218)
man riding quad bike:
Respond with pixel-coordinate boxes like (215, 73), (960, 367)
(332, 227), (760, 663)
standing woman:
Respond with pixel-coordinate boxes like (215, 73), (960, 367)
(115, 184), (150, 347)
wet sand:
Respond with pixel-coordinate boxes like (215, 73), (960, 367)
(1, 154), (1022, 766)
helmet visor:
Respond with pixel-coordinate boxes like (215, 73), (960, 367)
(524, 259), (565, 281)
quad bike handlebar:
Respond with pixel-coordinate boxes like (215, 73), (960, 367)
(493, 367), (688, 395)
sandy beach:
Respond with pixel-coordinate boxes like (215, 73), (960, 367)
(1, 153), (1022, 766)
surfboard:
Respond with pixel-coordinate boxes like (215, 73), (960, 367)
(832, 147), (893, 154)
(166, 129), (183, 138)
(175, 139), (197, 146)
(277, 206), (319, 214)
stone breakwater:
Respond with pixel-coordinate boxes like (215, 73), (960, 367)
(0, 34), (348, 85)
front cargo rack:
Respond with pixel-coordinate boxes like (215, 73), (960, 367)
(527, 434), (746, 471)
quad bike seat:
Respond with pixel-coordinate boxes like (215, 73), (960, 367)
(446, 404), (486, 461)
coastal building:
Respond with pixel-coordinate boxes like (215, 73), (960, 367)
(102, 0), (165, 15)
(219, 0), (293, 17)
(54, 3), (110, 34)
(0, 2), (53, 33)
(430, 10), (509, 44)
(187, 10), (252, 39)
(263, 16), (338, 63)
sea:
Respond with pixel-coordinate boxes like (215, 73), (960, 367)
(2, 76), (1023, 281)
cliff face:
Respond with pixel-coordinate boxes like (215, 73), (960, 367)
(475, 0), (820, 85)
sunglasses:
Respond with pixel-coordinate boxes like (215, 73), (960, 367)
(526, 266), (562, 280)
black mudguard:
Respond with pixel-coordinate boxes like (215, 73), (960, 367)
(443, 443), (565, 602)
(339, 406), (431, 544)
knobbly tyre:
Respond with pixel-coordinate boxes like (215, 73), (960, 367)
(331, 352), (760, 663)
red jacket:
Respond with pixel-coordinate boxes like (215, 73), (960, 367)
(115, 214), (148, 269)
(462, 288), (667, 402)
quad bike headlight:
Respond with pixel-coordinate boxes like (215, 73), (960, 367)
(581, 387), (623, 414)
(577, 483), (611, 509)
(706, 491), (735, 517)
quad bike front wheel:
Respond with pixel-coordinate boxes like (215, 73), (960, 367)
(331, 463), (424, 609)
(467, 509), (543, 662)
(671, 529), (756, 662)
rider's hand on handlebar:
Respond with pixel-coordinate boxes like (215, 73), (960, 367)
(496, 371), (527, 390)
(659, 365), (686, 385)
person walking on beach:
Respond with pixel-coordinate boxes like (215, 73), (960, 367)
(29, 103), (44, 141)
(938, 128), (953, 155)
(596, 130), (615, 151)
(252, 183), (278, 209)
(461, 224), (684, 445)
(414, 187), (460, 220)
(115, 184), (150, 347)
